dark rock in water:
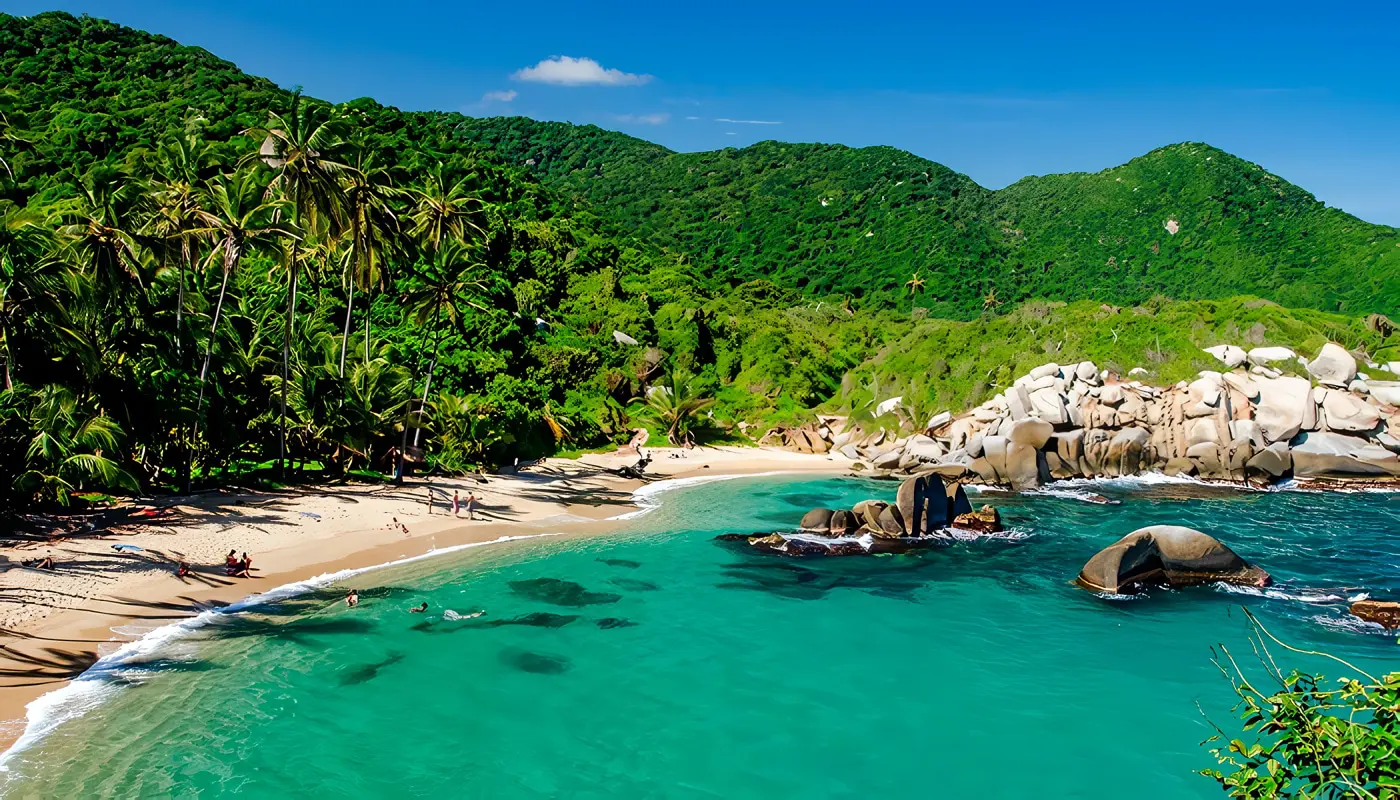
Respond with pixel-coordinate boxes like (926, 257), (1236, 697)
(339, 652), (405, 685)
(799, 508), (835, 532)
(596, 617), (638, 629)
(500, 649), (571, 674)
(597, 558), (641, 569)
(1076, 525), (1271, 594)
(715, 533), (754, 542)
(492, 612), (580, 628)
(1350, 600), (1400, 629)
(608, 577), (661, 592)
(877, 504), (905, 536)
(897, 474), (948, 536)
(829, 509), (859, 536)
(509, 578), (622, 607)
(947, 483), (974, 520)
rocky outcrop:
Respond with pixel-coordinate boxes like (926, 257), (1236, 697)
(1075, 526), (1271, 594)
(1349, 600), (1400, 629)
(727, 476), (1006, 556)
(787, 341), (1400, 489)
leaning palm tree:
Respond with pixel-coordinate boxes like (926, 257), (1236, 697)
(189, 167), (292, 468)
(641, 366), (715, 446)
(249, 94), (355, 475)
(905, 271), (925, 296)
(339, 156), (403, 375)
(401, 239), (488, 449)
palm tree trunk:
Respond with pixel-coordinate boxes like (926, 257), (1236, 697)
(280, 243), (297, 478)
(411, 306), (444, 448)
(339, 279), (354, 377)
(189, 259), (234, 483)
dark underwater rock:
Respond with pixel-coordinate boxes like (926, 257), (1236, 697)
(597, 558), (641, 568)
(595, 617), (638, 629)
(500, 649), (571, 674)
(509, 578), (622, 607)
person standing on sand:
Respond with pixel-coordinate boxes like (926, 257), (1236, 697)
(426, 487), (433, 514)
(466, 493), (476, 521)
(452, 490), (460, 518)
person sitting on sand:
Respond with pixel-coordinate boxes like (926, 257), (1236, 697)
(236, 552), (252, 578)
(346, 589), (359, 608)
(225, 550), (238, 575)
(176, 560), (190, 579)
(34, 555), (54, 570)
(410, 602), (428, 613)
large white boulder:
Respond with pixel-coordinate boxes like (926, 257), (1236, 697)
(1308, 343), (1358, 388)
(1204, 345), (1247, 369)
(1247, 346), (1297, 367)
(1367, 381), (1400, 407)
(1290, 431), (1400, 476)
(1028, 387), (1068, 424)
(1252, 375), (1312, 443)
(1029, 363), (1061, 380)
(1319, 389), (1381, 433)
(1006, 418), (1054, 449)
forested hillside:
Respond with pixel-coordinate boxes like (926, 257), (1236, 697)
(455, 121), (1400, 316)
(0, 10), (1393, 511)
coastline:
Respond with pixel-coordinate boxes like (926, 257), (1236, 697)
(0, 445), (853, 756)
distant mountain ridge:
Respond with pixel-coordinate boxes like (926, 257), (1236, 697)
(2, 10), (1397, 317)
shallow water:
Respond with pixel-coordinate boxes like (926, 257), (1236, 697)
(3, 475), (1398, 797)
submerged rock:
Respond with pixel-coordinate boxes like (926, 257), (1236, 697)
(1076, 525), (1270, 594)
(508, 578), (622, 607)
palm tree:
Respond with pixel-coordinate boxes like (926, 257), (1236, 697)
(147, 132), (212, 343)
(14, 384), (138, 505)
(905, 272), (926, 296)
(982, 286), (1002, 311)
(408, 164), (485, 257)
(340, 156), (402, 375)
(642, 366), (714, 446)
(189, 167), (291, 472)
(57, 169), (147, 306)
(402, 240), (488, 450)
(250, 94), (354, 475)
(0, 202), (71, 390)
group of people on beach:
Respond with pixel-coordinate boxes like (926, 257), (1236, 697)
(428, 489), (476, 519)
(224, 550), (254, 578)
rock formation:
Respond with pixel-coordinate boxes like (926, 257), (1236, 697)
(723, 475), (1005, 556)
(1075, 525), (1271, 594)
(1349, 599), (1400, 629)
(766, 342), (1400, 489)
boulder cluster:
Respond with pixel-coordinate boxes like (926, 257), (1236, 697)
(721, 475), (1002, 556)
(767, 343), (1400, 488)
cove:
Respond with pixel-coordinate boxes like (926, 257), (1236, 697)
(2, 475), (1396, 797)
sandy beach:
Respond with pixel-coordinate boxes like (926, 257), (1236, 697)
(0, 446), (850, 751)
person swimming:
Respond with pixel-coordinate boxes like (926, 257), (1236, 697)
(346, 589), (360, 608)
(410, 602), (429, 613)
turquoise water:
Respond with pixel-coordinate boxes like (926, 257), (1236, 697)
(3, 475), (1398, 798)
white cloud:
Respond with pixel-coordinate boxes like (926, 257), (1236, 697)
(512, 56), (652, 86)
(725, 131), (738, 135)
(715, 117), (782, 125)
(481, 89), (518, 103)
(614, 113), (669, 125)
(684, 115), (700, 120)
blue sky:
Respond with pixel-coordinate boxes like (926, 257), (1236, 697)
(10, 0), (1400, 225)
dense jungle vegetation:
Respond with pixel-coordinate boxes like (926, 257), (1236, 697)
(0, 10), (1395, 508)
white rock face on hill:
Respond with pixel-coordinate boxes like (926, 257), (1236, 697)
(765, 342), (1400, 488)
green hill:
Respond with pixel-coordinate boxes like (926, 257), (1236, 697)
(0, 10), (1394, 511)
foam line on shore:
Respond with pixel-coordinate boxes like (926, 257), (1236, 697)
(607, 471), (798, 520)
(0, 531), (564, 773)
